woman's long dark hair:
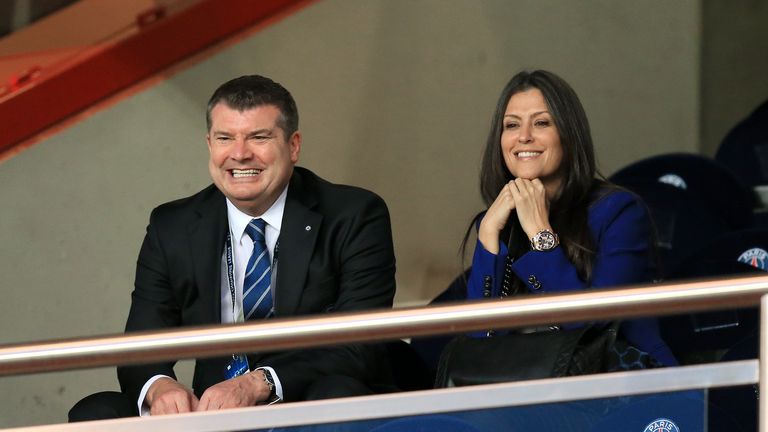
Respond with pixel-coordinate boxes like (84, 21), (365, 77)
(463, 70), (607, 285)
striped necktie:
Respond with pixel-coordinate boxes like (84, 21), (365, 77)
(242, 218), (273, 320)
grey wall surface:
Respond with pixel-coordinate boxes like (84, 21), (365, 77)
(700, 0), (768, 156)
(0, 0), (722, 427)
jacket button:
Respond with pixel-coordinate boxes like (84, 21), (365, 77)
(533, 281), (542, 290)
(528, 275), (537, 283)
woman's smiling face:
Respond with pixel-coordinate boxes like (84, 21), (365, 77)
(500, 88), (564, 195)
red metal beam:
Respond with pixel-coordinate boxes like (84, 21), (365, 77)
(0, 0), (313, 158)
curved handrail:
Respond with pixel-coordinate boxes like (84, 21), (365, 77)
(1, 274), (767, 376)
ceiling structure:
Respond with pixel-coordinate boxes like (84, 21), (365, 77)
(0, 0), (313, 160)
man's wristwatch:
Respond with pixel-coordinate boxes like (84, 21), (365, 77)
(258, 368), (279, 403)
(530, 229), (559, 251)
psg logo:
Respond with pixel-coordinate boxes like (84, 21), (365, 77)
(643, 418), (680, 432)
(737, 247), (768, 271)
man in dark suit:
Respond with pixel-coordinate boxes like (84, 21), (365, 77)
(70, 75), (396, 419)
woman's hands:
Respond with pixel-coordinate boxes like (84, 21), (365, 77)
(510, 178), (553, 240)
(478, 178), (553, 254)
(478, 181), (516, 254)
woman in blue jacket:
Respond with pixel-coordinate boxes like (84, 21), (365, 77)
(465, 70), (677, 367)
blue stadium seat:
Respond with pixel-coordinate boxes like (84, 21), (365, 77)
(660, 228), (768, 363)
(609, 153), (754, 277)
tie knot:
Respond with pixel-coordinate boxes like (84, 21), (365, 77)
(245, 218), (267, 243)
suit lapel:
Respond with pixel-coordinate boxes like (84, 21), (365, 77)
(276, 169), (322, 316)
(189, 186), (228, 324)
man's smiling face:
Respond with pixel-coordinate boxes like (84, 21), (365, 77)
(207, 103), (301, 216)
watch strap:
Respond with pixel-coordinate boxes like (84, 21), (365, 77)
(256, 368), (280, 403)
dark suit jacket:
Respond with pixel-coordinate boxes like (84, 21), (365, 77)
(117, 167), (396, 402)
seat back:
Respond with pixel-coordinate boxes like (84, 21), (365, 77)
(610, 153), (754, 277)
(660, 228), (768, 362)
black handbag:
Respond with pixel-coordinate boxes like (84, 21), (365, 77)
(434, 323), (619, 388)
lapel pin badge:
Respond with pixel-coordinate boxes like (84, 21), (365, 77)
(305, 225), (311, 231)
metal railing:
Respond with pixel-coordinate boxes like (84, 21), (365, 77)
(2, 274), (768, 430)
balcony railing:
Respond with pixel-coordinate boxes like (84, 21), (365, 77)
(2, 274), (767, 431)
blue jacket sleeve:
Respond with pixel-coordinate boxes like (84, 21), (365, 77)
(511, 191), (652, 294)
(466, 238), (508, 300)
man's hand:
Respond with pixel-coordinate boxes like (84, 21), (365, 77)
(146, 377), (199, 416)
(196, 370), (271, 411)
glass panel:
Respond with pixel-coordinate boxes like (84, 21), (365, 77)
(709, 384), (758, 431)
(232, 390), (706, 432)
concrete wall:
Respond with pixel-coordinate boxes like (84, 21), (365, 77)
(700, 0), (768, 156)
(0, 0), (704, 427)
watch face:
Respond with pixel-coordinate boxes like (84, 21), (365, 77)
(534, 231), (557, 251)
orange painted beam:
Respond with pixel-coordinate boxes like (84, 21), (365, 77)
(0, 0), (312, 158)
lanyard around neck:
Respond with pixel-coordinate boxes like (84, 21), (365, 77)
(225, 232), (280, 320)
